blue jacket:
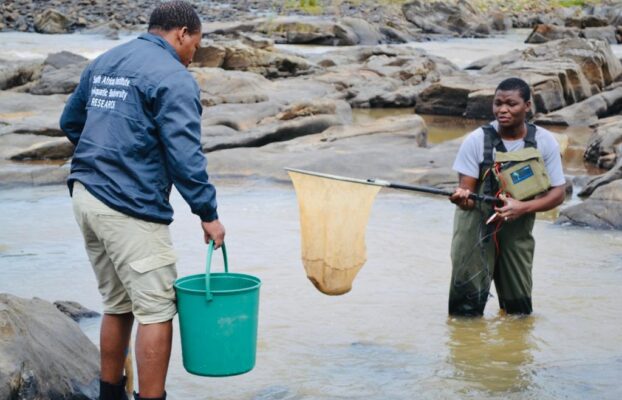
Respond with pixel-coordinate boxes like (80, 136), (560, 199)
(60, 33), (218, 224)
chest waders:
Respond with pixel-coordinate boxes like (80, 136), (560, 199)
(449, 124), (538, 316)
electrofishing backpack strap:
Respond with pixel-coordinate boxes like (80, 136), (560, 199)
(480, 125), (507, 197)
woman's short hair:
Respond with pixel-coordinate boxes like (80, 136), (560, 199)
(495, 77), (531, 102)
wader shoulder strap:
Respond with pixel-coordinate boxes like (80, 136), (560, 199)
(524, 123), (537, 149)
(480, 125), (506, 196)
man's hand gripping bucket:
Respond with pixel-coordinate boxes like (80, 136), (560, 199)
(174, 241), (261, 376)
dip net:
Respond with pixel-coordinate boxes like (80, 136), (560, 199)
(288, 170), (381, 295)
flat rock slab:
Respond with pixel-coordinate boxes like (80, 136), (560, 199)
(207, 114), (459, 189)
(0, 91), (67, 137)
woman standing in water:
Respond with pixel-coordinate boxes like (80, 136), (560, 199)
(448, 77), (566, 316)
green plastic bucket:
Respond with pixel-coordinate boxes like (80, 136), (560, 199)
(174, 241), (261, 377)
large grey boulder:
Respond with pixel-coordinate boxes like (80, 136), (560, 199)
(525, 24), (582, 44)
(33, 9), (72, 34)
(193, 40), (316, 78)
(339, 17), (384, 45)
(582, 26), (618, 44)
(558, 180), (622, 230)
(254, 17), (358, 46)
(308, 45), (458, 108)
(192, 68), (275, 106)
(402, 0), (490, 37)
(30, 51), (89, 95)
(0, 60), (43, 91)
(0, 294), (99, 399)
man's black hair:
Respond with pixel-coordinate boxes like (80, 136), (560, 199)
(495, 77), (531, 102)
(148, 1), (201, 34)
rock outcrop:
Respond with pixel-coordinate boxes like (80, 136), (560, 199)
(558, 179), (622, 230)
(30, 51), (88, 95)
(0, 294), (99, 399)
(402, 0), (490, 37)
(193, 39), (316, 78)
(417, 38), (622, 119)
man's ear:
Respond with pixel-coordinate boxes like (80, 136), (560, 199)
(177, 26), (189, 44)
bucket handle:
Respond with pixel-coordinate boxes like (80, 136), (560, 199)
(205, 240), (228, 302)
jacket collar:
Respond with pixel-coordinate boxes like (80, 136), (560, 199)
(138, 32), (181, 63)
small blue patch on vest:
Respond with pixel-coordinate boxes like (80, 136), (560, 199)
(511, 165), (534, 184)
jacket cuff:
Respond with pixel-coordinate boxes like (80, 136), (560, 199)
(197, 206), (218, 223)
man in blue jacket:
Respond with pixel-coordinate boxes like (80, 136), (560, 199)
(60, 2), (224, 399)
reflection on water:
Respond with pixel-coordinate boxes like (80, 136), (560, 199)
(447, 315), (535, 395)
(352, 108), (486, 144)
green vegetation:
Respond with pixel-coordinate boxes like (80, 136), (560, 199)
(284, 0), (324, 15)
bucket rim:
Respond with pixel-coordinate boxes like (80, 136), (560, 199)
(174, 272), (261, 295)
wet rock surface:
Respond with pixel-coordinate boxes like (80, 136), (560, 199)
(54, 300), (101, 321)
(0, 293), (99, 399)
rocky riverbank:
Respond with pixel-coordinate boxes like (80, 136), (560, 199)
(2, 0), (622, 43)
(0, 0), (621, 232)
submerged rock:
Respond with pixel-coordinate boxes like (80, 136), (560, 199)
(0, 293), (99, 399)
(54, 300), (100, 322)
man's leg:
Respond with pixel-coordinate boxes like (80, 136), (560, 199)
(135, 320), (173, 398)
(101, 313), (134, 384)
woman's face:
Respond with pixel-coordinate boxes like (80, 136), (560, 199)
(493, 89), (531, 131)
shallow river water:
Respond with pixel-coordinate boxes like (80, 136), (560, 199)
(1, 31), (622, 399)
(1, 182), (621, 399)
